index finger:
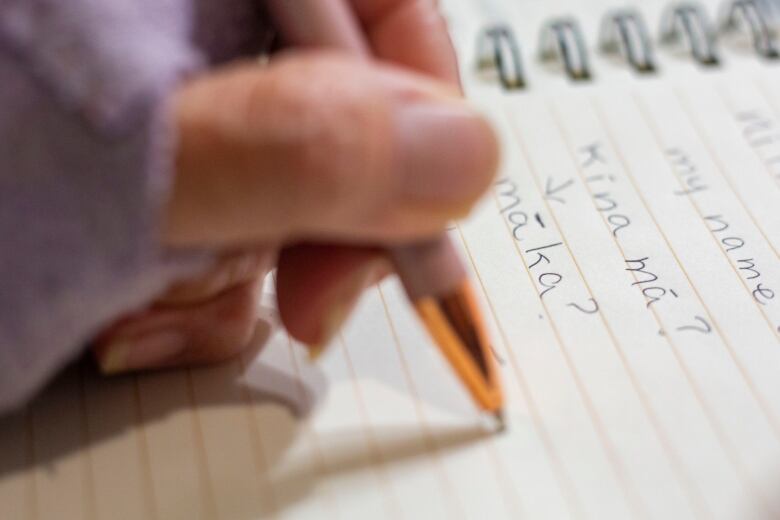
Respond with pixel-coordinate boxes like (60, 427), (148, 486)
(348, 0), (461, 86)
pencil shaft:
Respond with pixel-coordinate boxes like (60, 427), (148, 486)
(266, 0), (503, 414)
(391, 236), (466, 301)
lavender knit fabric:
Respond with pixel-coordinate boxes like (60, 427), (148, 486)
(0, 0), (268, 412)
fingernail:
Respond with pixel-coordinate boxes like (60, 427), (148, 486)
(396, 101), (499, 208)
(307, 302), (355, 361)
(308, 344), (325, 361)
(99, 341), (130, 374)
(307, 262), (381, 361)
(98, 331), (187, 374)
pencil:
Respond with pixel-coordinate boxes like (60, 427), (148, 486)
(266, 0), (505, 427)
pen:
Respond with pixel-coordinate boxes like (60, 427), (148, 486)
(266, 0), (505, 427)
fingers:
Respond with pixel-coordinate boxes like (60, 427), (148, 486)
(157, 250), (271, 305)
(93, 251), (271, 373)
(95, 243), (387, 372)
(164, 53), (498, 248)
(276, 244), (389, 347)
(268, 0), (459, 86)
(349, 0), (461, 85)
(94, 278), (262, 373)
(264, 0), (463, 356)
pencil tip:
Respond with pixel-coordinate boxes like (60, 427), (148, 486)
(492, 409), (507, 433)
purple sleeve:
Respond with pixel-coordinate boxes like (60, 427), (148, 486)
(0, 0), (267, 412)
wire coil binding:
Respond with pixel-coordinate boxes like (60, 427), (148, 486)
(720, 0), (780, 59)
(660, 2), (721, 65)
(477, 25), (526, 90)
(600, 8), (657, 73)
(539, 17), (592, 81)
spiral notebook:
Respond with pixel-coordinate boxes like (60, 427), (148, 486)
(2, 0), (780, 519)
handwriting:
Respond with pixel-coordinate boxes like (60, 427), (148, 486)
(735, 110), (780, 183)
(544, 177), (574, 204)
(526, 243), (564, 298)
(676, 316), (712, 334)
(494, 178), (569, 302)
(607, 214), (631, 237)
(538, 272), (563, 298)
(705, 212), (775, 306)
(567, 298), (600, 314)
(703, 214), (729, 233)
(495, 177), (529, 241)
(753, 284), (776, 306)
(665, 147), (776, 308)
(526, 242), (563, 269)
(625, 257), (679, 308)
(579, 142), (632, 238)
(580, 142), (607, 167)
(667, 148), (708, 195)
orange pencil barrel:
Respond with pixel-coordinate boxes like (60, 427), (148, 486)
(414, 282), (504, 414)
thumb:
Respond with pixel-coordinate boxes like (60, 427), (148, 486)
(164, 51), (498, 247)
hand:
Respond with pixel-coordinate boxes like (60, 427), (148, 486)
(93, 0), (499, 374)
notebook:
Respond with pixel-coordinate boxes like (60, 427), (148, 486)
(2, 0), (780, 518)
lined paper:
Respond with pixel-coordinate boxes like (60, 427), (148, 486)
(2, 2), (780, 518)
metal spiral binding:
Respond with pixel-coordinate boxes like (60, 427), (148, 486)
(720, 0), (780, 59)
(474, 1), (779, 87)
(599, 9), (657, 73)
(476, 25), (525, 90)
(539, 17), (592, 81)
(660, 3), (721, 65)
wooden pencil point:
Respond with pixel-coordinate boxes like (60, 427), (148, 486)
(492, 409), (507, 433)
(413, 281), (504, 415)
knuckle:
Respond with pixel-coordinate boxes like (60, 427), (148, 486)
(275, 61), (395, 231)
(188, 281), (259, 364)
(234, 54), (400, 235)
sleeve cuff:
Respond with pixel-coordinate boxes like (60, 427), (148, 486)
(0, 4), (216, 412)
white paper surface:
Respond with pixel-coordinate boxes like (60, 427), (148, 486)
(2, 1), (780, 519)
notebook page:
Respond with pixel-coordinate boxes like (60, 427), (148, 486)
(3, 2), (780, 520)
